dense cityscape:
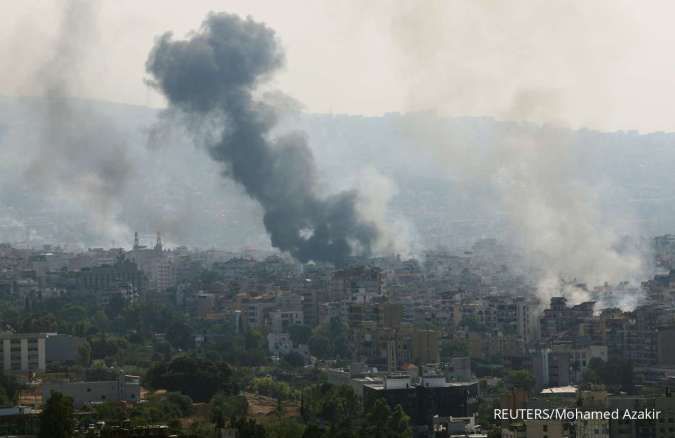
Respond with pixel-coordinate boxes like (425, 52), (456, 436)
(4, 1), (675, 438)
(0, 233), (674, 437)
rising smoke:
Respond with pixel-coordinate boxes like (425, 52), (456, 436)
(6, 0), (134, 245)
(145, 13), (381, 264)
(2, 1), (264, 249)
(386, 0), (646, 307)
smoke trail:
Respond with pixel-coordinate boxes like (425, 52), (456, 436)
(20, 0), (133, 244)
(145, 13), (379, 264)
(386, 0), (645, 307)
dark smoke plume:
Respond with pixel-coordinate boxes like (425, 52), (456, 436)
(145, 13), (378, 263)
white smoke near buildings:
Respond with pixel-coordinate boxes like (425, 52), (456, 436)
(353, 167), (418, 259)
(385, 0), (646, 308)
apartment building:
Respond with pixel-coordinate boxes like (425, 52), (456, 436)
(0, 332), (46, 373)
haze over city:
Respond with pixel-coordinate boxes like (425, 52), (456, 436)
(2, 2), (675, 438)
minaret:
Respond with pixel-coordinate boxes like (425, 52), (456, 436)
(154, 232), (163, 252)
(133, 232), (140, 250)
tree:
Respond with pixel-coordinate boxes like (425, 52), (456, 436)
(89, 335), (128, 360)
(360, 399), (391, 438)
(105, 293), (126, 319)
(302, 425), (325, 438)
(145, 355), (234, 402)
(309, 335), (331, 359)
(94, 401), (129, 423)
(210, 393), (248, 428)
(166, 321), (195, 351)
(0, 386), (9, 406)
(359, 399), (412, 438)
(309, 318), (350, 360)
(282, 351), (306, 368)
(39, 392), (75, 438)
(585, 358), (634, 392)
(78, 342), (92, 366)
(250, 376), (296, 401)
(0, 372), (22, 405)
(387, 405), (412, 438)
(185, 421), (215, 438)
(85, 360), (118, 381)
(60, 304), (88, 323)
(507, 370), (535, 392)
(303, 383), (361, 434)
(266, 416), (305, 438)
(127, 392), (193, 426)
(288, 324), (312, 346)
(164, 392), (194, 417)
(22, 313), (58, 332)
(582, 367), (601, 386)
(233, 417), (267, 438)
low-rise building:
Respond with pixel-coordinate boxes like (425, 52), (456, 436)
(42, 375), (141, 407)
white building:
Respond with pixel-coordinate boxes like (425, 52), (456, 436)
(128, 232), (176, 292)
(43, 375), (141, 407)
(0, 333), (46, 373)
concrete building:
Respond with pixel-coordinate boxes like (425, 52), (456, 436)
(301, 287), (320, 327)
(241, 295), (277, 328)
(267, 332), (293, 357)
(501, 423), (527, 438)
(42, 375), (141, 407)
(332, 266), (384, 303)
(448, 356), (473, 381)
(45, 334), (85, 366)
(318, 301), (347, 325)
(350, 322), (440, 371)
(548, 351), (571, 387)
(657, 326), (675, 366)
(0, 406), (40, 436)
(0, 332), (46, 373)
(195, 292), (217, 318)
(127, 232), (175, 292)
(362, 372), (479, 430)
(655, 393), (675, 438)
(412, 329), (440, 365)
(269, 309), (303, 333)
(79, 257), (145, 292)
(526, 421), (567, 438)
(575, 390), (610, 438)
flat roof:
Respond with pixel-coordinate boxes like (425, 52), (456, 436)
(540, 386), (578, 395)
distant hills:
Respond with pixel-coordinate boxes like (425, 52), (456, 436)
(1, 95), (674, 250)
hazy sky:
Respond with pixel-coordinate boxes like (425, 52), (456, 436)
(3, 0), (675, 132)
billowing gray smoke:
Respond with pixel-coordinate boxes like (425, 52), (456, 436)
(19, 0), (133, 245)
(145, 13), (378, 264)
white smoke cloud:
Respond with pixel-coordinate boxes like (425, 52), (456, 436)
(353, 167), (419, 258)
(385, 0), (647, 307)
